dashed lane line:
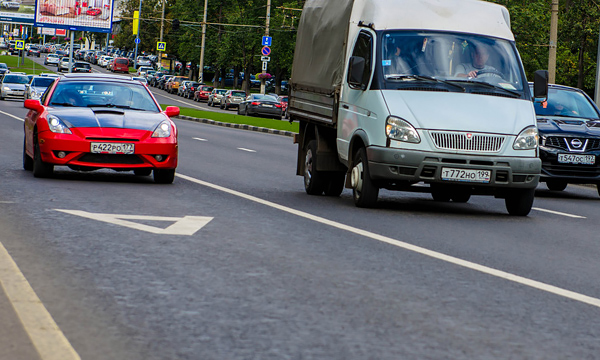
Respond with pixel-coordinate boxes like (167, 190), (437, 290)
(176, 172), (600, 309)
(533, 207), (586, 219)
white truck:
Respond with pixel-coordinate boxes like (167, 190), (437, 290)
(289, 0), (548, 215)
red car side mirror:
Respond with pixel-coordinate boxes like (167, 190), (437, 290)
(164, 106), (180, 117)
(24, 99), (43, 113)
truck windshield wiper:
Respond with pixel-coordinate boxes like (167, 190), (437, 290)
(451, 80), (521, 98)
(386, 74), (465, 92)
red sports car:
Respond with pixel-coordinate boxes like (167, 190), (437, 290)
(86, 8), (101, 16)
(23, 73), (180, 183)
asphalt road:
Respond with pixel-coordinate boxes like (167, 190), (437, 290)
(1, 55), (600, 359)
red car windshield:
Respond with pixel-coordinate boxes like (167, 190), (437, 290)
(48, 81), (159, 112)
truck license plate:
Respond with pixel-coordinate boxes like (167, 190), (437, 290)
(558, 153), (595, 165)
(441, 167), (491, 183)
(90, 142), (135, 154)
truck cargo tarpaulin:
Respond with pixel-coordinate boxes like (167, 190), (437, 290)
(34, 0), (114, 33)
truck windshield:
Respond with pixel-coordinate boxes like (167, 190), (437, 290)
(380, 31), (526, 94)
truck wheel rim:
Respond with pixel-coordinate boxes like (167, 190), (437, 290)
(304, 148), (314, 186)
(351, 162), (363, 190)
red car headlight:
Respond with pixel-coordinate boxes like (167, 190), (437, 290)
(152, 120), (172, 138)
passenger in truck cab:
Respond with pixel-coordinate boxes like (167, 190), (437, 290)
(383, 38), (412, 75)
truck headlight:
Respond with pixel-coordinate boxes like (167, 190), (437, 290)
(385, 116), (420, 143)
(513, 126), (538, 150)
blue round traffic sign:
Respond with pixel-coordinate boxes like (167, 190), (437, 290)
(135, 37), (141, 44)
(261, 46), (271, 56)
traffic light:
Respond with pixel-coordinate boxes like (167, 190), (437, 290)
(172, 19), (180, 31)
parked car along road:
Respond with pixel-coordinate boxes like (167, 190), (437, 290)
(221, 90), (246, 110)
(531, 83), (600, 195)
(23, 73), (180, 183)
(207, 88), (227, 107)
(44, 53), (61, 66)
(237, 94), (283, 119)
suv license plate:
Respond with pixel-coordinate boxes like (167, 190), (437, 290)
(558, 153), (595, 165)
(441, 167), (491, 183)
(91, 142), (135, 154)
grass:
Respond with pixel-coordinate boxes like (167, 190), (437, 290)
(0, 54), (53, 75)
(161, 104), (299, 133)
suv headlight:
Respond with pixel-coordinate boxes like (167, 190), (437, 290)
(385, 116), (420, 143)
(513, 126), (538, 150)
(47, 114), (72, 134)
(152, 120), (171, 138)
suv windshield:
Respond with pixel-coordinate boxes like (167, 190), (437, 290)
(531, 86), (600, 119)
(380, 31), (526, 95)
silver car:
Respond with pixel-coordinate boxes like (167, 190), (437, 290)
(207, 88), (227, 107)
(25, 76), (57, 100)
(0, 74), (30, 100)
(44, 53), (61, 66)
(220, 90), (246, 110)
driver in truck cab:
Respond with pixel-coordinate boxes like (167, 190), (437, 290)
(455, 44), (497, 78)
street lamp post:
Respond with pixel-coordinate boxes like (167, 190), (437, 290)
(199, 0), (208, 83)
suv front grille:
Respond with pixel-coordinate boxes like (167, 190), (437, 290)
(545, 136), (600, 152)
(430, 131), (505, 152)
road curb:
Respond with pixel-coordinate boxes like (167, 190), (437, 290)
(175, 115), (296, 137)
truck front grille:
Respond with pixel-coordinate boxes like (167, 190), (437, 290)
(430, 131), (505, 153)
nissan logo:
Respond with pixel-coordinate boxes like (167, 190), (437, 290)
(571, 138), (583, 148)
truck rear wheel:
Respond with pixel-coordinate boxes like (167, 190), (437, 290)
(304, 140), (326, 195)
(351, 147), (378, 208)
(505, 188), (535, 216)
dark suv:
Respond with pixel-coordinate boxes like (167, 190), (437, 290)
(531, 83), (600, 195)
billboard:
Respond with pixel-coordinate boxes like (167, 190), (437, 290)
(34, 0), (114, 33)
(0, 0), (36, 24)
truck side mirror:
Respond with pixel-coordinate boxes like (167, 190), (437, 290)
(533, 70), (548, 100)
(348, 56), (366, 90)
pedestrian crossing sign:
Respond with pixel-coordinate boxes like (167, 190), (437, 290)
(15, 40), (24, 50)
(157, 42), (166, 51)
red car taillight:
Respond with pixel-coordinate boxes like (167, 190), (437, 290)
(275, 104), (282, 108)
(251, 102), (260, 105)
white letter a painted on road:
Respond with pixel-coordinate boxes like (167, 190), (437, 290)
(55, 209), (213, 236)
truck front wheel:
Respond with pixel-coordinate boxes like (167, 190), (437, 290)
(351, 147), (379, 208)
(505, 188), (535, 216)
(304, 140), (326, 195)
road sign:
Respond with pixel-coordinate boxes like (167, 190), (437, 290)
(22, 33), (27, 40)
(15, 40), (24, 50)
(134, 37), (141, 44)
(261, 46), (271, 56)
(260, 56), (270, 62)
(262, 36), (272, 46)
(157, 41), (166, 51)
(262, 61), (268, 71)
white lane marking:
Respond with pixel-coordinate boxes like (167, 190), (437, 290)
(176, 173), (600, 309)
(533, 207), (586, 219)
(0, 242), (81, 360)
(0, 109), (24, 122)
(0, 201), (15, 203)
(54, 210), (213, 236)
(193, 137), (207, 141)
(237, 148), (256, 153)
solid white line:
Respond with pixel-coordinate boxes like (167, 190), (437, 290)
(0, 108), (24, 122)
(0, 242), (81, 360)
(533, 207), (586, 219)
(237, 148), (256, 153)
(176, 172), (600, 309)
(193, 137), (207, 141)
